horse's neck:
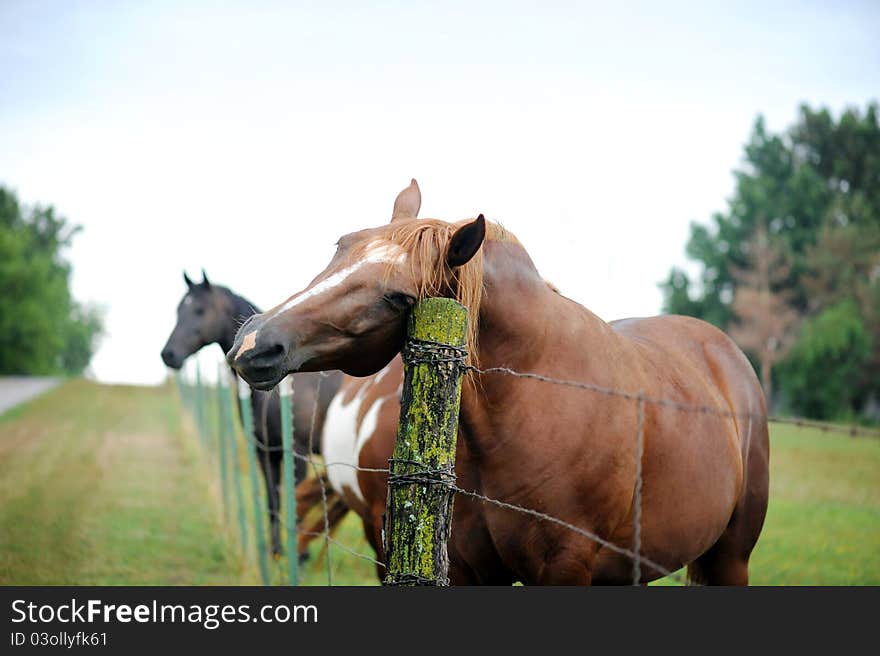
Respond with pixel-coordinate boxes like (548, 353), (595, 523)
(472, 240), (609, 371)
(459, 240), (612, 451)
(217, 290), (261, 423)
(216, 289), (261, 355)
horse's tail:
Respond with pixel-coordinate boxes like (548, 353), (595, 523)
(295, 473), (350, 557)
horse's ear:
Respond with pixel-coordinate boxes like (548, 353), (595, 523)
(447, 214), (486, 268)
(391, 178), (421, 222)
(183, 271), (195, 289)
(201, 268), (211, 290)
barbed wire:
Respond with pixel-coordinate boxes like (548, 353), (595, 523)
(231, 424), (688, 584)
(465, 364), (880, 438)
(294, 526), (387, 571)
(285, 467), (687, 585)
(447, 483), (686, 585)
(180, 369), (879, 443)
(766, 415), (880, 438)
(286, 455), (688, 584)
(176, 351), (876, 589)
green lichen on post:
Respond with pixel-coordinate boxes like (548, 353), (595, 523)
(384, 297), (468, 586)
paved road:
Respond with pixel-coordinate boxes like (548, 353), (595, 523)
(0, 377), (61, 415)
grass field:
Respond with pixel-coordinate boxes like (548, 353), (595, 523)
(0, 379), (877, 585)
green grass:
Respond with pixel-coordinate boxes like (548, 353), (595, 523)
(747, 424), (880, 585)
(0, 379), (245, 584)
(1, 380), (877, 585)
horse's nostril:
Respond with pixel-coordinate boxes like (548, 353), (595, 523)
(253, 342), (286, 363)
(240, 339), (286, 365)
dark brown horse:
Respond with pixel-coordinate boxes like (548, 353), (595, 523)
(230, 180), (769, 585)
(161, 271), (341, 557)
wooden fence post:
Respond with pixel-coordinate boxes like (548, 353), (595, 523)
(383, 297), (468, 586)
(279, 375), (298, 586)
(237, 376), (272, 586)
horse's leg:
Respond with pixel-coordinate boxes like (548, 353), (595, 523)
(257, 447), (284, 558)
(292, 461), (310, 565)
(270, 450), (284, 557)
(534, 558), (593, 585)
(688, 421), (770, 586)
(526, 534), (601, 585)
(292, 442), (308, 487)
(363, 512), (386, 583)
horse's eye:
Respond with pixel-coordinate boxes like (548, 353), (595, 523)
(382, 292), (415, 312)
(194, 307), (205, 317)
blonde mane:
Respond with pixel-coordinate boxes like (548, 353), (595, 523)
(350, 218), (519, 366)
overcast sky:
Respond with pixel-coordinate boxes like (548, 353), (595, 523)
(1, 1), (878, 385)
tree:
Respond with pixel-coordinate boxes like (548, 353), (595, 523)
(728, 225), (801, 408)
(800, 220), (880, 402)
(0, 186), (103, 376)
(780, 300), (872, 420)
(660, 102), (880, 419)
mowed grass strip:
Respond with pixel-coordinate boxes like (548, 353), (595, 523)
(0, 379), (250, 585)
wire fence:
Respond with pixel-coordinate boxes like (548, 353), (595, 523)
(174, 349), (878, 588)
(175, 363), (382, 587)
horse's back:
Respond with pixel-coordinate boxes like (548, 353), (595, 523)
(610, 314), (766, 429)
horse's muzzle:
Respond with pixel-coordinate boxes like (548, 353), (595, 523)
(161, 348), (183, 370)
(227, 326), (290, 390)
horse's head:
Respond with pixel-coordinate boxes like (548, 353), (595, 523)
(228, 179), (487, 390)
(161, 270), (229, 369)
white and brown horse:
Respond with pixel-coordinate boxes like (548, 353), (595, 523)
(293, 357), (403, 567)
(231, 180), (769, 585)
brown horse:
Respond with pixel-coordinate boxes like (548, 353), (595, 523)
(230, 180), (769, 585)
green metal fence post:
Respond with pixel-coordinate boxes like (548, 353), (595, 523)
(174, 371), (187, 429)
(216, 374), (232, 524)
(194, 363), (206, 445)
(237, 376), (271, 585)
(221, 367), (249, 555)
(279, 375), (298, 586)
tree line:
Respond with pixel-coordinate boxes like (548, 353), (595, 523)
(0, 187), (103, 376)
(2, 102), (877, 419)
(661, 102), (879, 421)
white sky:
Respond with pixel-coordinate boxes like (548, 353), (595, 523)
(1, 1), (878, 385)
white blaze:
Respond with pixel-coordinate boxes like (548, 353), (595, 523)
(236, 239), (407, 359)
(268, 240), (406, 320)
